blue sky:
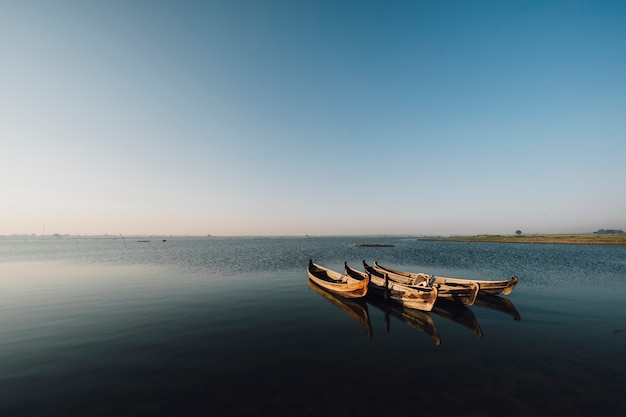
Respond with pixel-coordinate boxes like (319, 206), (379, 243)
(1, 0), (625, 236)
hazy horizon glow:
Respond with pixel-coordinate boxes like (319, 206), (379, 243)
(2, 1), (625, 236)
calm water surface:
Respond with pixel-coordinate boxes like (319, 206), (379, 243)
(1, 237), (624, 416)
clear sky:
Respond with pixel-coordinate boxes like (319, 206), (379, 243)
(1, 0), (625, 236)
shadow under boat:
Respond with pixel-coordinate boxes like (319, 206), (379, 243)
(431, 299), (484, 339)
(473, 293), (522, 321)
(308, 279), (373, 338)
(366, 296), (441, 346)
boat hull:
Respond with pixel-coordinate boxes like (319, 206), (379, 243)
(307, 260), (369, 299)
(372, 261), (517, 300)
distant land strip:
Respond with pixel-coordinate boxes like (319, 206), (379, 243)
(354, 243), (395, 247)
(429, 234), (626, 245)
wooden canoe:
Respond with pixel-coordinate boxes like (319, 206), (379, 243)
(365, 261), (479, 305)
(345, 262), (437, 312)
(373, 261), (518, 296)
(307, 260), (368, 299)
(308, 280), (373, 338)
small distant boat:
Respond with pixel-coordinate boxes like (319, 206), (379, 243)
(373, 261), (517, 296)
(345, 262), (437, 312)
(365, 261), (479, 305)
(307, 260), (369, 299)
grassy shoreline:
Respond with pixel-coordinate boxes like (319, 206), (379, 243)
(430, 234), (626, 245)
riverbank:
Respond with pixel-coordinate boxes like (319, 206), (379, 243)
(429, 234), (626, 245)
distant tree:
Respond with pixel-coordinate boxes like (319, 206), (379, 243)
(595, 229), (624, 235)
(515, 230), (522, 235)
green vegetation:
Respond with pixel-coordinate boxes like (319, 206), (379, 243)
(441, 234), (626, 245)
(594, 229), (624, 235)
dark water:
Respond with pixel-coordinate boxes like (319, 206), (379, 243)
(1, 237), (625, 416)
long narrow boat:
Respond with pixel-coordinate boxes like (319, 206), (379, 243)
(364, 261), (479, 305)
(345, 262), (437, 312)
(307, 260), (368, 299)
(373, 261), (518, 296)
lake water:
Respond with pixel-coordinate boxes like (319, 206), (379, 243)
(1, 236), (624, 416)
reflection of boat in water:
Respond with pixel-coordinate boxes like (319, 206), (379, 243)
(367, 297), (441, 345)
(474, 294), (521, 321)
(308, 280), (373, 338)
(431, 299), (483, 338)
